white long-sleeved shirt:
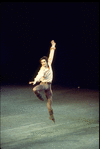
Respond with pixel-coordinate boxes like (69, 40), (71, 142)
(34, 48), (55, 83)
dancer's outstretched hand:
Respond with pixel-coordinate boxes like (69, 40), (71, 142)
(29, 81), (36, 85)
(51, 40), (56, 48)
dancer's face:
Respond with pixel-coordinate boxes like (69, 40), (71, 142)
(41, 59), (48, 67)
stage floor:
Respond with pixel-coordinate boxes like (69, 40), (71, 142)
(1, 85), (99, 149)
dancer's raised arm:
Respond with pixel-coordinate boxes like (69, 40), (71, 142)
(48, 40), (56, 65)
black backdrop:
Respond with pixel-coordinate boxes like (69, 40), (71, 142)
(1, 2), (99, 89)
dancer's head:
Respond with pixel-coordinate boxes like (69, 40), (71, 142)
(40, 56), (48, 67)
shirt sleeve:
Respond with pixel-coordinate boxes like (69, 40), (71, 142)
(34, 67), (43, 83)
(48, 48), (55, 66)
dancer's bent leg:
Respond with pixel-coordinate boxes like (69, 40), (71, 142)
(33, 84), (44, 101)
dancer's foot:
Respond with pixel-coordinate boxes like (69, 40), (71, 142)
(49, 116), (55, 123)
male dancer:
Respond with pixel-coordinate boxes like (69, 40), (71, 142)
(29, 40), (56, 123)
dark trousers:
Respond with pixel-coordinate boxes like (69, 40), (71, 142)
(33, 82), (54, 117)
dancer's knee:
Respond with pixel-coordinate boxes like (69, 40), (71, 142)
(47, 99), (52, 108)
(45, 91), (52, 100)
(33, 87), (36, 92)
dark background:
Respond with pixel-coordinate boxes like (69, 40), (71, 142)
(1, 2), (99, 89)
